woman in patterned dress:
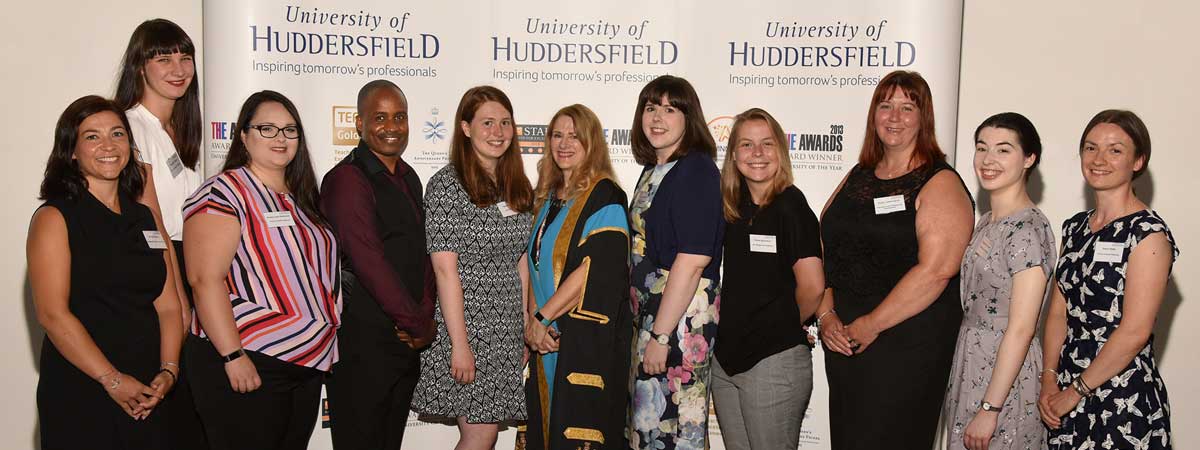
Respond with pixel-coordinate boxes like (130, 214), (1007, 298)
(944, 113), (1054, 450)
(1040, 110), (1178, 449)
(411, 86), (535, 450)
(625, 75), (724, 450)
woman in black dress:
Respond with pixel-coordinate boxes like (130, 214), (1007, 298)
(29, 95), (184, 450)
(815, 70), (974, 449)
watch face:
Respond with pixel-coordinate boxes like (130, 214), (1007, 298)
(655, 334), (669, 345)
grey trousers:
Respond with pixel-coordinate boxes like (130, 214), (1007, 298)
(711, 344), (814, 450)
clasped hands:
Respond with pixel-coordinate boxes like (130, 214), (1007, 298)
(524, 319), (560, 355)
(818, 312), (881, 356)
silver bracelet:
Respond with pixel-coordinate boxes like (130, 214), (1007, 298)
(816, 309), (836, 327)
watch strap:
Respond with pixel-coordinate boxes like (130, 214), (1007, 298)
(222, 348), (246, 363)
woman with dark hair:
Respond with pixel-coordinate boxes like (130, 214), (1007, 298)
(182, 90), (340, 450)
(625, 75), (724, 450)
(1040, 110), (1176, 449)
(711, 108), (824, 450)
(516, 104), (631, 450)
(815, 70), (974, 449)
(945, 112), (1054, 450)
(113, 18), (205, 447)
(30, 95), (183, 449)
(411, 85), (534, 449)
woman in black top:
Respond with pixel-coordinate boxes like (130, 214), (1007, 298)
(816, 71), (974, 449)
(29, 96), (184, 450)
(712, 108), (825, 449)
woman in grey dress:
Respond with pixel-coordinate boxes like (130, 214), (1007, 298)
(412, 86), (534, 449)
(944, 113), (1054, 450)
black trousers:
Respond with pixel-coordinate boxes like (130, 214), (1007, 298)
(167, 240), (208, 450)
(187, 338), (323, 450)
(325, 330), (421, 450)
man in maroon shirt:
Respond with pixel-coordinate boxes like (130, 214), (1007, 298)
(320, 80), (436, 450)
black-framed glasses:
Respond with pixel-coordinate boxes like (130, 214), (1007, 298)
(248, 124), (301, 139)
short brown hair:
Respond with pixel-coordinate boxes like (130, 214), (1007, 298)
(1079, 109), (1151, 180)
(630, 75), (716, 166)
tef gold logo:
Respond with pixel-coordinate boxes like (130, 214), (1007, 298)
(332, 106), (359, 146)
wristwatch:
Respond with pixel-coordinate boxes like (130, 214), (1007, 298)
(980, 401), (1002, 412)
(651, 331), (670, 346)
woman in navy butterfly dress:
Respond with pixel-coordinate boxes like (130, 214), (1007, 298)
(1040, 110), (1178, 449)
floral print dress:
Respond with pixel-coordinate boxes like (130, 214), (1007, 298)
(1049, 210), (1178, 449)
(627, 161), (719, 450)
(944, 208), (1055, 450)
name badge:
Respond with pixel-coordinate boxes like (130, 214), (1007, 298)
(264, 211), (296, 228)
(1094, 241), (1124, 263)
(497, 201), (518, 217)
(143, 231), (167, 249)
(749, 234), (777, 253)
(873, 195), (906, 215)
(166, 153), (185, 178)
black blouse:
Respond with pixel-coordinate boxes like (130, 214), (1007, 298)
(715, 185), (821, 375)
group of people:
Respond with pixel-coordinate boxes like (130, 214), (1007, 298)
(28, 18), (1178, 450)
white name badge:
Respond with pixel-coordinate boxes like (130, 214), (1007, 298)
(497, 201), (518, 217)
(143, 231), (167, 249)
(264, 211), (296, 228)
(749, 234), (778, 253)
(873, 195), (906, 215)
(1094, 241), (1124, 263)
(166, 153), (185, 178)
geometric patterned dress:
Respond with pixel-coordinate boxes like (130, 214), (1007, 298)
(1049, 209), (1178, 450)
(411, 165), (532, 423)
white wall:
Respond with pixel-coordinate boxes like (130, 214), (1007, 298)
(0, 2), (203, 448)
(955, 1), (1200, 447)
(1, 1), (1195, 449)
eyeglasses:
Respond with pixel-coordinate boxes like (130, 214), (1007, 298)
(248, 124), (301, 139)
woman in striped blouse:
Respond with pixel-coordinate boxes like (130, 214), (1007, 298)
(183, 90), (341, 450)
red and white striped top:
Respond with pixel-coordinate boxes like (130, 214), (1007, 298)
(184, 167), (341, 370)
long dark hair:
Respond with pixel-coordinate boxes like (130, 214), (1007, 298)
(223, 90), (327, 226)
(630, 75), (716, 166)
(857, 70), (944, 169)
(449, 86), (534, 212)
(41, 95), (146, 201)
(114, 18), (201, 170)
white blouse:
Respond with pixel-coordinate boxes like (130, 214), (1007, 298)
(126, 104), (203, 241)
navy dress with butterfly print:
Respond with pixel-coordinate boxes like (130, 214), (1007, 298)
(1049, 210), (1178, 450)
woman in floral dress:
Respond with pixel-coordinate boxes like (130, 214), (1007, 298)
(944, 113), (1054, 450)
(1040, 110), (1178, 449)
(625, 75), (724, 450)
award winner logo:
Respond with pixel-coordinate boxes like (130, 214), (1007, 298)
(517, 124), (547, 155)
(332, 106), (359, 146)
(423, 107), (446, 144)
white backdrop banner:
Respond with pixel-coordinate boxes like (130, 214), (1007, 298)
(201, 1), (963, 448)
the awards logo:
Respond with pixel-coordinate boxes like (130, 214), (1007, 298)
(332, 106), (359, 146)
(423, 107), (446, 144)
(517, 124), (547, 155)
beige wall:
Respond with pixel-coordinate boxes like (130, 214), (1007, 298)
(1, 1), (1195, 448)
(955, 1), (1199, 447)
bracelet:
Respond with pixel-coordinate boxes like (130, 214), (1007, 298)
(161, 361), (180, 369)
(1040, 369), (1057, 379)
(221, 348), (246, 363)
(1078, 376), (1093, 393)
(816, 309), (836, 327)
(534, 311), (551, 326)
(1071, 378), (1093, 397)
(98, 371), (122, 391)
(158, 367), (177, 383)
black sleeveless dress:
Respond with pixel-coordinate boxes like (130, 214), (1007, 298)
(37, 192), (168, 450)
(820, 161), (966, 449)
